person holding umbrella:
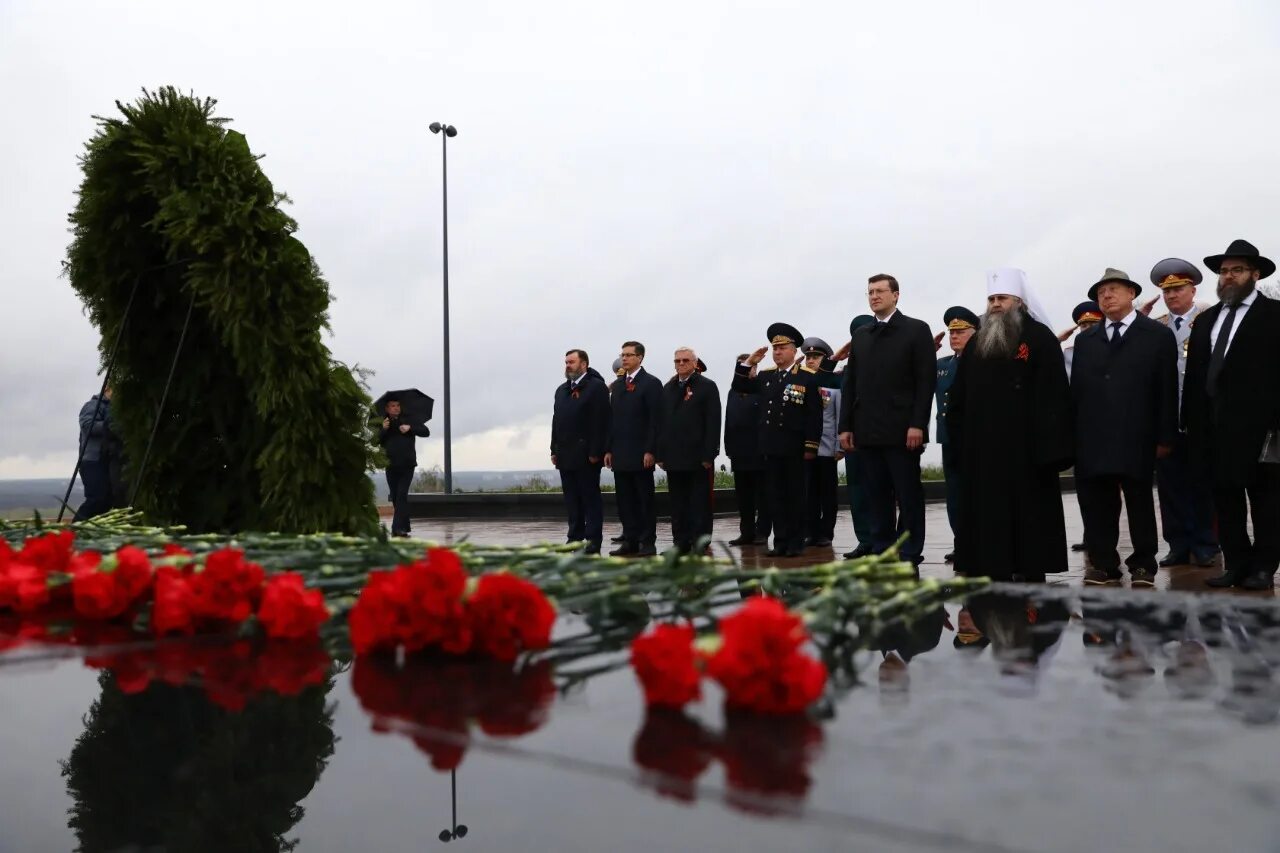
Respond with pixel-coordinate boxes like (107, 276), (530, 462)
(375, 390), (432, 538)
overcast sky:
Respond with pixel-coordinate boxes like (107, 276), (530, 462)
(3, 0), (1278, 478)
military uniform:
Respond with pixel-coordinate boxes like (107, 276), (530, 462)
(936, 306), (979, 552)
(801, 336), (842, 546)
(732, 323), (823, 556)
(1149, 258), (1218, 566)
(1063, 300), (1102, 380)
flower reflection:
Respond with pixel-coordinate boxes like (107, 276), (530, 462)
(630, 708), (824, 815)
(351, 655), (555, 771)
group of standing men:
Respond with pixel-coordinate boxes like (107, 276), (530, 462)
(551, 237), (1280, 592)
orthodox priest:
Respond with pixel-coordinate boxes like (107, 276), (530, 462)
(948, 268), (1073, 581)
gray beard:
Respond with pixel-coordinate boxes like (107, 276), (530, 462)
(973, 307), (1025, 359)
(1218, 279), (1256, 307)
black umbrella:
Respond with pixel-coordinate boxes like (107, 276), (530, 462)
(373, 388), (434, 428)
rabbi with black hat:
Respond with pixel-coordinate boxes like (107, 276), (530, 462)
(1071, 267), (1179, 586)
(935, 306), (979, 560)
(734, 322), (823, 557)
(1148, 259), (1218, 569)
(1184, 239), (1280, 590)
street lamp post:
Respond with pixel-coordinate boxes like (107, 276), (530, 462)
(429, 121), (457, 494)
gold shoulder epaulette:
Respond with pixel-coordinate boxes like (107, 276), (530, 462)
(799, 365), (817, 374)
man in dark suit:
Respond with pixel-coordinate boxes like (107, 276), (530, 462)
(838, 274), (937, 564)
(551, 348), (611, 554)
(1071, 268), (1179, 586)
(605, 341), (663, 556)
(724, 354), (771, 546)
(733, 323), (823, 557)
(1184, 239), (1280, 591)
(656, 347), (721, 554)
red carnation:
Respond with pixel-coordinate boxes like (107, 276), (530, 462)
(19, 531), (75, 575)
(398, 549), (471, 653)
(190, 548), (265, 622)
(348, 569), (405, 655)
(112, 546), (154, 604)
(630, 623), (703, 708)
(257, 572), (329, 639)
(467, 573), (556, 662)
(704, 597), (827, 715)
(7, 561), (51, 612)
(72, 563), (118, 620)
(153, 566), (197, 635)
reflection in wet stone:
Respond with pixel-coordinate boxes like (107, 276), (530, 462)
(61, 670), (335, 853)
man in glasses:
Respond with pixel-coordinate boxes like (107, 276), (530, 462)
(656, 347), (721, 555)
(1184, 240), (1280, 590)
(605, 341), (663, 556)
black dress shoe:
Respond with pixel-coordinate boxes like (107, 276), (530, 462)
(1129, 566), (1158, 587)
(1158, 551), (1190, 568)
(1206, 570), (1244, 588)
(610, 534), (626, 543)
(726, 535), (751, 546)
(636, 544), (658, 557)
(1240, 570), (1276, 592)
(785, 546), (805, 557)
(583, 541), (602, 556)
(944, 552), (955, 563)
(1191, 551), (1218, 568)
(609, 544), (637, 557)
(843, 545), (872, 559)
(1071, 542), (1087, 552)
(809, 538), (832, 548)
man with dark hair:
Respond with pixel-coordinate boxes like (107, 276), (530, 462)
(948, 268), (1072, 581)
(1185, 239), (1280, 590)
(838, 274), (936, 565)
(656, 347), (720, 554)
(735, 323), (823, 557)
(552, 348), (611, 554)
(379, 395), (430, 537)
(1072, 268), (1179, 587)
(724, 353), (771, 546)
(605, 340), (663, 556)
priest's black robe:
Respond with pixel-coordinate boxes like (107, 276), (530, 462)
(948, 316), (1073, 581)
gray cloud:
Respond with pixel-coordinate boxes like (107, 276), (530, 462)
(3, 0), (1278, 475)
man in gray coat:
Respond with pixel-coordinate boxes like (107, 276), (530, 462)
(75, 385), (120, 520)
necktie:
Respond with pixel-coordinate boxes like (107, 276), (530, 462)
(1175, 316), (1183, 331)
(1207, 304), (1239, 396)
(1109, 321), (1124, 349)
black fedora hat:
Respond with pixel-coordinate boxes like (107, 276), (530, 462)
(1087, 267), (1142, 302)
(1204, 238), (1275, 280)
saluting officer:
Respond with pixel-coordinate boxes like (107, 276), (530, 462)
(734, 323), (823, 557)
(936, 306), (979, 562)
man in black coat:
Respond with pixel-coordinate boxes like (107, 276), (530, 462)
(1184, 239), (1280, 591)
(379, 396), (431, 537)
(733, 323), (823, 557)
(605, 341), (664, 556)
(551, 349), (611, 554)
(837, 274), (937, 564)
(1071, 268), (1179, 586)
(656, 347), (721, 554)
(724, 354), (771, 546)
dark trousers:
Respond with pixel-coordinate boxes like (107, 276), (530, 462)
(667, 468), (711, 551)
(767, 454), (806, 551)
(860, 446), (926, 561)
(384, 464), (414, 535)
(75, 459), (112, 522)
(560, 464), (604, 544)
(845, 451), (873, 548)
(941, 443), (961, 541)
(732, 467), (771, 540)
(1156, 434), (1217, 558)
(1078, 474), (1158, 573)
(1213, 465), (1280, 578)
(615, 469), (657, 547)
(806, 456), (839, 541)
